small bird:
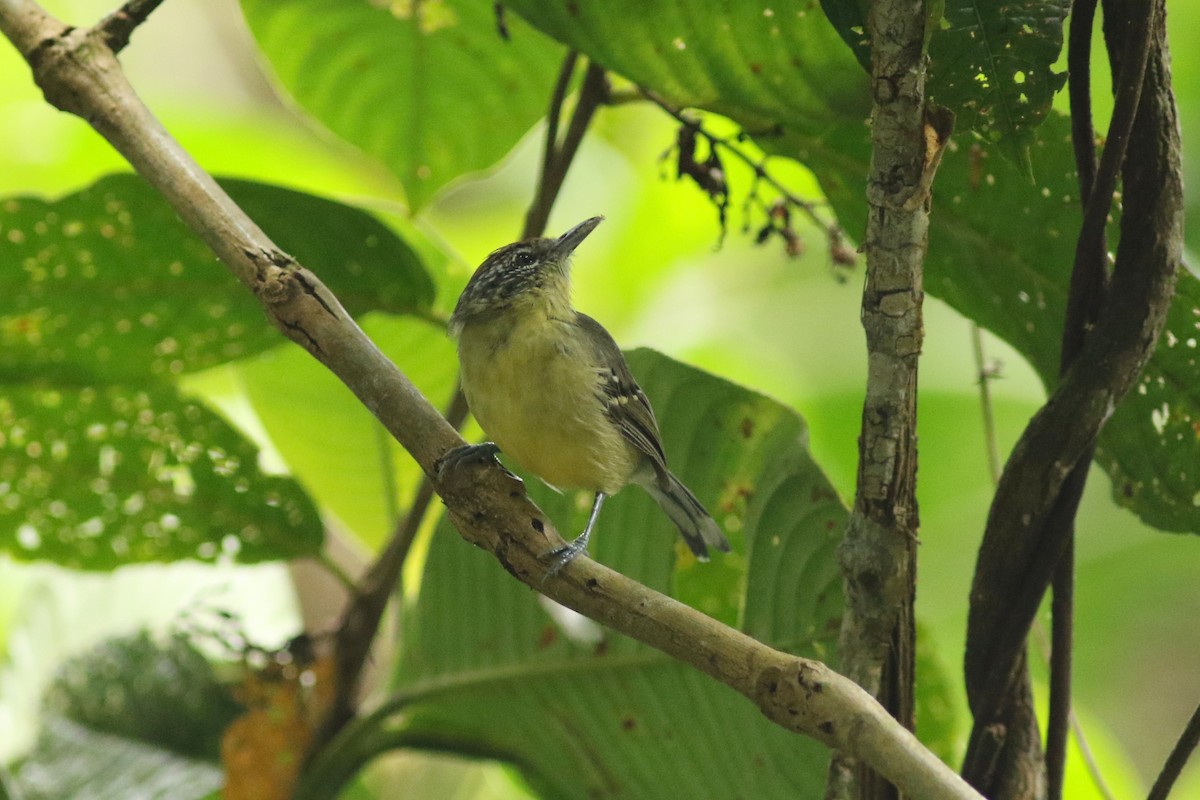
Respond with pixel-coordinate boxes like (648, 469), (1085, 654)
(442, 216), (729, 574)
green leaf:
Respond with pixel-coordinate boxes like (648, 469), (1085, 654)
(238, 314), (459, 546)
(239, 0), (567, 210)
(505, 0), (871, 135)
(5, 717), (223, 800)
(819, 0), (1069, 167)
(43, 630), (241, 761)
(501, 3), (1200, 531)
(0, 383), (323, 568)
(927, 0), (1069, 172)
(385, 351), (846, 799)
(0, 174), (434, 383)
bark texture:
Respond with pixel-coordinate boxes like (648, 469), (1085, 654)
(830, 0), (951, 796)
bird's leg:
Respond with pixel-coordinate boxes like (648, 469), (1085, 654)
(436, 442), (501, 480)
(544, 491), (606, 577)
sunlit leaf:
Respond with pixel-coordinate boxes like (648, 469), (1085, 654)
(0, 383), (322, 568)
(239, 0), (566, 210)
(0, 174), (434, 383)
(382, 351), (846, 799)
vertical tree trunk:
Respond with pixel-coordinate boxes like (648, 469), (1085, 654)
(829, 0), (951, 796)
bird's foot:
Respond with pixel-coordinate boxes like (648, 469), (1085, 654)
(436, 442), (500, 481)
(542, 532), (591, 579)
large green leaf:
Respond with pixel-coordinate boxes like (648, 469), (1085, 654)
(0, 383), (322, 568)
(0, 174), (434, 383)
(237, 314), (460, 546)
(239, 0), (566, 210)
(505, 0), (871, 135)
(894, 112), (1200, 532)
(0, 173), (445, 567)
(502, 1), (1200, 532)
(819, 0), (1069, 168)
(382, 351), (846, 799)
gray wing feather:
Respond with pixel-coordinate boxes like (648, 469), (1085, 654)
(574, 314), (669, 478)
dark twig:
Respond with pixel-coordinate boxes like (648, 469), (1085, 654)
(96, 0), (166, 53)
(967, 0), (1158, 722)
(1146, 700), (1200, 800)
(973, 322), (1109, 798)
(523, 56), (606, 239)
(969, 325), (1002, 485)
(1046, 542), (1074, 800)
(641, 88), (849, 264)
(1069, 0), (1100, 202)
(308, 386), (472, 761)
(962, 0), (1177, 792)
(537, 51), (578, 201)
(1046, 3), (1104, 793)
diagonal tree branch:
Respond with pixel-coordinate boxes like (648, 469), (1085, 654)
(1147, 699), (1200, 800)
(0, 3), (981, 798)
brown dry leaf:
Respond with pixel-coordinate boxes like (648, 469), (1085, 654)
(221, 652), (336, 800)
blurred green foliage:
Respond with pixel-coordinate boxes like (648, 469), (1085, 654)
(0, 0), (1197, 798)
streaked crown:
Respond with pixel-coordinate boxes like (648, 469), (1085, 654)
(449, 216), (603, 334)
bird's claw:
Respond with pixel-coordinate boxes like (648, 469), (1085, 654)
(542, 534), (590, 580)
(436, 442), (500, 481)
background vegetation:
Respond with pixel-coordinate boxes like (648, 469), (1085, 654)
(0, 0), (1196, 797)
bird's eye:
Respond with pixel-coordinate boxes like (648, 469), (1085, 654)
(512, 250), (536, 268)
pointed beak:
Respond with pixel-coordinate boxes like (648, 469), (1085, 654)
(554, 216), (604, 257)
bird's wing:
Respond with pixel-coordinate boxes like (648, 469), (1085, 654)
(575, 313), (670, 477)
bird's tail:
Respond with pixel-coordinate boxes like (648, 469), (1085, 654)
(644, 472), (730, 560)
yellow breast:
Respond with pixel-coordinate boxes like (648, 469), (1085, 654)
(457, 312), (638, 494)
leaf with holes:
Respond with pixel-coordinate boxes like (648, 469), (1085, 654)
(367, 350), (846, 800)
(0, 174), (434, 384)
(239, 0), (566, 210)
(927, 0), (1069, 173)
(815, 0), (1069, 170)
(0, 383), (322, 568)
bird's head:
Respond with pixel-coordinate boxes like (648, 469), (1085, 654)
(449, 216), (603, 335)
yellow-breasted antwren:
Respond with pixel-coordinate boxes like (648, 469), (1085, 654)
(442, 216), (729, 574)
